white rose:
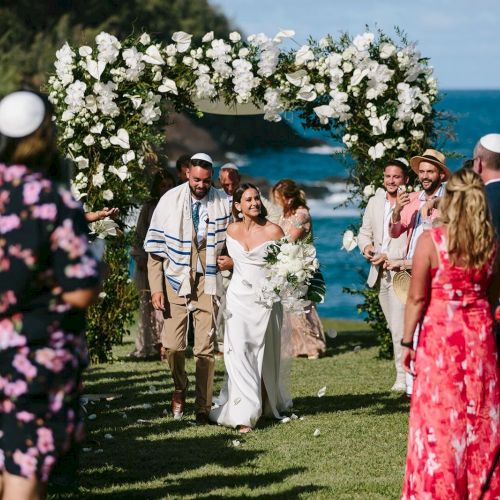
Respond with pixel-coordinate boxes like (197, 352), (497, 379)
(74, 156), (89, 169)
(379, 42), (396, 59)
(83, 135), (95, 146)
(102, 189), (114, 201)
(79, 46), (92, 57)
(139, 33), (151, 45)
(238, 48), (249, 58)
(229, 31), (241, 43)
(295, 45), (314, 66)
(342, 62), (353, 73)
(368, 142), (386, 160)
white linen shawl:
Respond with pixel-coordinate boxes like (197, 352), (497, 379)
(144, 183), (231, 296)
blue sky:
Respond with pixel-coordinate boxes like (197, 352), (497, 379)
(210, 0), (500, 89)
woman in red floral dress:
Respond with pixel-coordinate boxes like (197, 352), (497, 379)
(401, 168), (500, 499)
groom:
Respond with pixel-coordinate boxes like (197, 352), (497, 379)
(144, 153), (232, 424)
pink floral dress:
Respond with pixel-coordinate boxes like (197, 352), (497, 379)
(402, 226), (500, 499)
(0, 164), (100, 481)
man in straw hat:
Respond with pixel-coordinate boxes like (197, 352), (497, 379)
(358, 158), (409, 392)
(144, 153), (232, 425)
(389, 148), (450, 396)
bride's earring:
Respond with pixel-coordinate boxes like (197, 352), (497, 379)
(238, 211), (244, 219)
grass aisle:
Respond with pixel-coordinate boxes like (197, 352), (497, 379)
(70, 320), (409, 499)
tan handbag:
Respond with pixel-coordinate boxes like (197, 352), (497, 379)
(393, 263), (411, 304)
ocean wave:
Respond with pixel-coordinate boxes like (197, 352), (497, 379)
(299, 145), (345, 155)
(308, 198), (360, 218)
(225, 151), (249, 166)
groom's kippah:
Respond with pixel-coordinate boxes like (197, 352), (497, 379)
(480, 133), (500, 153)
(191, 152), (213, 164)
(0, 91), (46, 138)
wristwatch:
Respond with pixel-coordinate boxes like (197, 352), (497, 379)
(400, 339), (414, 348)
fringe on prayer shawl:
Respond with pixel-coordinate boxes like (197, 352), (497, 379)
(144, 183), (231, 297)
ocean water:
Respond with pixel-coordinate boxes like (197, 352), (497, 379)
(230, 90), (500, 319)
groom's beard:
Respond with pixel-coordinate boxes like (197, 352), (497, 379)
(190, 184), (210, 199)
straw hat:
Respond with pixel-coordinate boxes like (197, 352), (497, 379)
(409, 149), (451, 180)
(393, 269), (412, 304)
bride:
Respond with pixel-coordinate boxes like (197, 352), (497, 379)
(209, 183), (292, 433)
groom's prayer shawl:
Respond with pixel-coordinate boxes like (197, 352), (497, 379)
(144, 183), (231, 296)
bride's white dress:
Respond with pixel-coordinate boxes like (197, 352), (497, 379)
(209, 235), (292, 428)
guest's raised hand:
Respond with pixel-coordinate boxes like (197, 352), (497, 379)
(393, 189), (410, 220)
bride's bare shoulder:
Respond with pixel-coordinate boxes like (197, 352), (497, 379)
(264, 220), (285, 240)
(227, 222), (241, 237)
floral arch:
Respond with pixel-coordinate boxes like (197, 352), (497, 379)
(48, 28), (439, 361)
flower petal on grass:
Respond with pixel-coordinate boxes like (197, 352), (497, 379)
(317, 386), (327, 398)
(313, 428), (321, 437)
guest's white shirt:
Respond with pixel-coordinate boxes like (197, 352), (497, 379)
(381, 198), (394, 254)
(192, 195), (208, 273)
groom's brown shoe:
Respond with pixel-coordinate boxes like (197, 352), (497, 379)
(171, 390), (186, 420)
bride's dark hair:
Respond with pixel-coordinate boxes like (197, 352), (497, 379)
(232, 183), (268, 221)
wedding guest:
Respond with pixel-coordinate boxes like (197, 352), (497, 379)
(144, 153), (232, 425)
(357, 159), (408, 392)
(272, 179), (326, 359)
(389, 149), (450, 396)
(473, 133), (500, 238)
(175, 153), (191, 185)
(0, 90), (100, 498)
(473, 133), (500, 340)
(219, 162), (241, 201)
(129, 170), (176, 359)
(209, 183), (291, 433)
(401, 168), (500, 498)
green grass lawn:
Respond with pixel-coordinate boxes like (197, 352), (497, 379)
(55, 319), (409, 499)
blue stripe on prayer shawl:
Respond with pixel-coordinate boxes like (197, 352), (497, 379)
(215, 228), (226, 234)
(146, 239), (165, 244)
(165, 234), (191, 244)
(215, 214), (231, 221)
(166, 245), (191, 256)
(148, 228), (164, 234)
(208, 232), (215, 237)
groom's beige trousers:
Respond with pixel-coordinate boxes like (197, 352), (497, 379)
(148, 233), (216, 414)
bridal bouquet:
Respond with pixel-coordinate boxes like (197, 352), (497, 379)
(257, 238), (322, 312)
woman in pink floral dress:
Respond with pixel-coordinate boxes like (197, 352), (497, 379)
(272, 179), (326, 359)
(401, 168), (500, 499)
(0, 91), (100, 499)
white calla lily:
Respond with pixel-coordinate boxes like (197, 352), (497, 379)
(109, 165), (129, 180)
(172, 31), (192, 53)
(158, 78), (178, 94)
(142, 45), (165, 65)
(109, 128), (130, 149)
(86, 59), (106, 80)
(341, 230), (358, 252)
(273, 29), (295, 43)
(285, 69), (308, 87)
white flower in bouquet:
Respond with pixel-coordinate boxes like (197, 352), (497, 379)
(257, 238), (319, 312)
(96, 32), (121, 64)
(139, 33), (151, 45)
(341, 230), (358, 252)
(369, 114), (390, 135)
(103, 189), (114, 201)
(89, 218), (119, 239)
(285, 69), (308, 87)
(273, 29), (295, 43)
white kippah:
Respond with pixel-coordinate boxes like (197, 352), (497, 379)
(0, 91), (46, 138)
(480, 133), (500, 153)
(395, 157), (409, 167)
(220, 162), (239, 171)
(191, 152), (213, 164)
